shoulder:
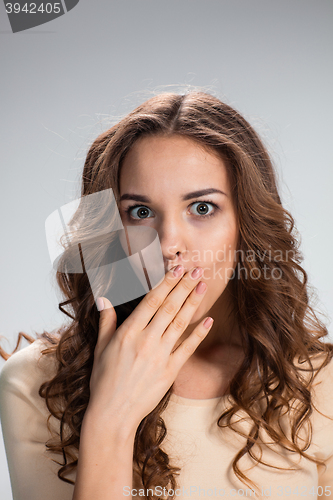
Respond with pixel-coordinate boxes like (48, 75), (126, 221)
(0, 338), (58, 409)
(300, 351), (333, 420)
(311, 352), (333, 393)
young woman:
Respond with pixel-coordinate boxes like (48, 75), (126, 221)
(1, 91), (333, 500)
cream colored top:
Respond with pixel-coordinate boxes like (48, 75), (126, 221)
(1, 339), (333, 500)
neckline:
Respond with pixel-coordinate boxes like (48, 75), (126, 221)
(169, 392), (228, 407)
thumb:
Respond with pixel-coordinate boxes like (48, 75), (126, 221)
(95, 297), (117, 353)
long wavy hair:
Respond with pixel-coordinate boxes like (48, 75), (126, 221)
(2, 91), (333, 496)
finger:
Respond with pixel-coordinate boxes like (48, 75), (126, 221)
(123, 264), (187, 332)
(170, 317), (214, 370)
(145, 267), (204, 337)
(95, 297), (117, 355)
(161, 281), (207, 347)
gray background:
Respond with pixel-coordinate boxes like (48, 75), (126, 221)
(0, 1), (332, 498)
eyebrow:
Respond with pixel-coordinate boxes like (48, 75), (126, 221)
(119, 188), (227, 203)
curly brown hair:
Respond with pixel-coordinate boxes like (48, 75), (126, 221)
(2, 91), (333, 497)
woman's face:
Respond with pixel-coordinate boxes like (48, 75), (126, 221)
(119, 134), (239, 325)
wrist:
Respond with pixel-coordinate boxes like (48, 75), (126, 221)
(82, 403), (139, 443)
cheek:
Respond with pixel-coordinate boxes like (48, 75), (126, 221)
(197, 223), (239, 286)
(199, 221), (238, 261)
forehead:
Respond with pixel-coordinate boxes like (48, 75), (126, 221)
(120, 134), (231, 195)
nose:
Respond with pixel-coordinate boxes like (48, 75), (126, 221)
(157, 217), (188, 272)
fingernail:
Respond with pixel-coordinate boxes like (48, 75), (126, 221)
(191, 267), (203, 279)
(195, 281), (207, 294)
(173, 265), (184, 277)
(203, 317), (214, 328)
(96, 297), (105, 311)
